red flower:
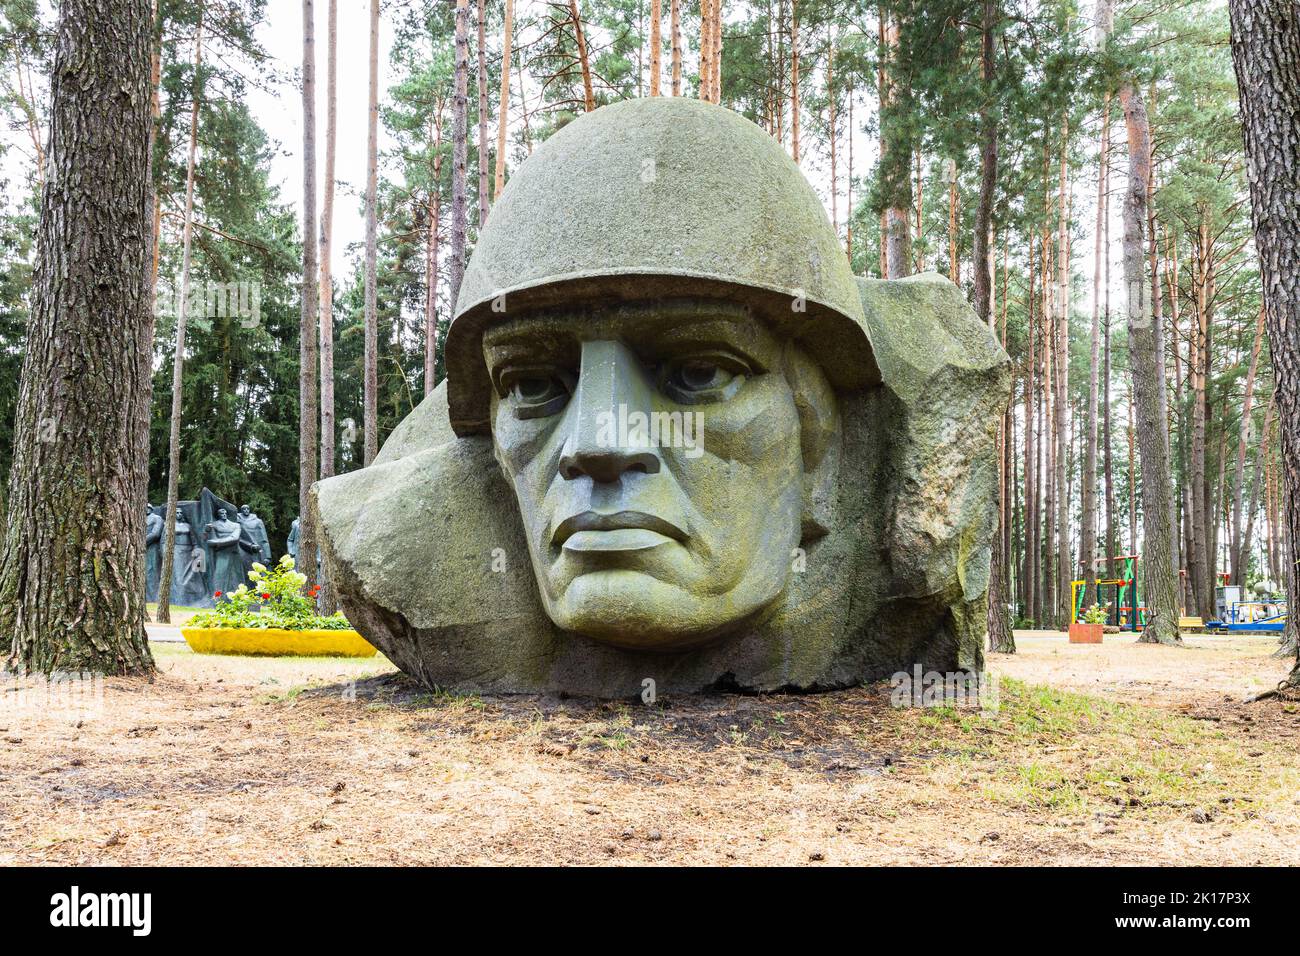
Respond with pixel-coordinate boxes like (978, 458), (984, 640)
(214, 591), (223, 598)
(261, 593), (271, 600)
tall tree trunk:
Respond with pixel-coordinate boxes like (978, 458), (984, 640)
(494, 0), (514, 201)
(299, 0), (320, 590)
(0, 0), (156, 674)
(712, 0), (723, 101)
(568, 0), (594, 111)
(317, 0), (338, 613)
(671, 0), (682, 95)
(828, 41), (837, 235)
(361, 0), (380, 467)
(1083, 90), (1111, 611)
(452, 0), (470, 311)
(1230, 308), (1266, 583)
(947, 158), (960, 285)
(426, 104), (444, 397)
(790, 0), (799, 162)
(699, 0), (712, 102)
(477, 0), (488, 228)
(157, 10), (205, 624)
(1055, 119), (1071, 627)
(1101, 0), (1179, 644)
(1229, 0), (1300, 679)
(650, 0), (662, 95)
(975, 0), (1012, 654)
(878, 8), (912, 279)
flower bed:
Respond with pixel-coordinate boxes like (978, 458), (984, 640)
(182, 556), (376, 658)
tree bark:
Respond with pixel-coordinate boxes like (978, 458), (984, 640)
(494, 0), (514, 200)
(157, 10), (205, 624)
(650, 0), (662, 95)
(316, 0), (338, 613)
(1083, 90), (1111, 612)
(426, 103), (444, 396)
(568, 0), (594, 111)
(974, 0), (1012, 653)
(671, 0), (681, 95)
(477, 0), (489, 229)
(0, 0), (156, 674)
(299, 0), (320, 590)
(1230, 308), (1266, 584)
(1055, 117), (1071, 627)
(1229, 0), (1300, 682)
(451, 0), (470, 310)
(878, 8), (912, 278)
(1118, 75), (1180, 644)
(362, 0), (379, 467)
(790, 0), (799, 162)
(699, 0), (712, 102)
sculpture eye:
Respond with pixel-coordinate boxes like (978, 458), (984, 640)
(661, 354), (746, 403)
(505, 370), (572, 419)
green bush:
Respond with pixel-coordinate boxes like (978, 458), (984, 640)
(189, 555), (351, 631)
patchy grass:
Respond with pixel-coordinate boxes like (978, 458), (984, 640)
(0, 637), (1296, 865)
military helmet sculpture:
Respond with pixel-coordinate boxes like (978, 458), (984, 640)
(313, 97), (1010, 697)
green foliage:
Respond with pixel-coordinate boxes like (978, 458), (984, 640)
(1081, 603), (1107, 625)
(189, 555), (350, 630)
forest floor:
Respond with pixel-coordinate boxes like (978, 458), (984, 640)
(1, 632), (1297, 866)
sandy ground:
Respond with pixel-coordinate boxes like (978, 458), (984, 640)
(0, 631), (1297, 866)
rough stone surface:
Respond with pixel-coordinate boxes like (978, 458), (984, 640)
(314, 272), (1009, 696)
(446, 97), (879, 436)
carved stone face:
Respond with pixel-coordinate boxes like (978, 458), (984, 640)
(240, 505), (252, 517)
(484, 300), (837, 650)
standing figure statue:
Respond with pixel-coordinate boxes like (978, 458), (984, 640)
(144, 505), (163, 602)
(205, 507), (248, 598)
(237, 504), (272, 564)
(171, 508), (211, 607)
(287, 516), (300, 561)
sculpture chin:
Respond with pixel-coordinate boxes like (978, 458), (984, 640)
(545, 568), (781, 651)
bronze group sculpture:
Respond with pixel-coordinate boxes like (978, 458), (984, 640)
(314, 98), (1010, 696)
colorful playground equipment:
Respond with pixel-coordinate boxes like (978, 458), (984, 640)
(1070, 555), (1145, 632)
(1203, 584), (1288, 633)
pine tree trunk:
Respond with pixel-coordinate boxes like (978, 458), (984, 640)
(477, 0), (488, 229)
(1120, 83), (1180, 644)
(362, 0), (380, 467)
(1229, 0), (1300, 682)
(299, 0), (320, 590)
(975, 0), (1012, 654)
(671, 0), (682, 95)
(650, 0), (662, 95)
(790, 0), (799, 163)
(1082, 90), (1111, 611)
(700, 0), (713, 102)
(568, 0), (595, 111)
(878, 8), (912, 279)
(712, 0), (723, 101)
(494, 0), (514, 199)
(1055, 120), (1071, 627)
(316, 0), (338, 613)
(1230, 308), (1265, 584)
(426, 105), (443, 396)
(0, 0), (156, 674)
(157, 10), (205, 624)
(451, 0), (470, 309)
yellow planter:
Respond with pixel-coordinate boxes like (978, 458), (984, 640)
(181, 626), (378, 658)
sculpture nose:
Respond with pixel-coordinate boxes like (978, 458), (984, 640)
(558, 340), (662, 482)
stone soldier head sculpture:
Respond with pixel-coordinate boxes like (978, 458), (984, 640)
(314, 98), (1009, 696)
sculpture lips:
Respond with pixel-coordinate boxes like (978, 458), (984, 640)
(552, 510), (687, 548)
